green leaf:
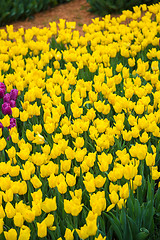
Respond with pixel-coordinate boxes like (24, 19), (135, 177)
(147, 177), (154, 203)
(143, 200), (155, 231)
(127, 197), (135, 219)
(120, 208), (126, 238)
(134, 199), (142, 228)
(104, 212), (123, 240)
(154, 188), (160, 209)
(97, 215), (106, 236)
(126, 215), (139, 236)
(125, 219), (133, 240)
(136, 228), (149, 240)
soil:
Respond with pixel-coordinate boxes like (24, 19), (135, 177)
(0, 0), (153, 37)
(0, 0), (102, 35)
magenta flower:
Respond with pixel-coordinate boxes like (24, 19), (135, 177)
(3, 93), (11, 103)
(10, 89), (18, 101)
(0, 123), (3, 129)
(0, 82), (6, 90)
(8, 118), (16, 129)
(0, 88), (5, 98)
(2, 102), (12, 115)
(10, 100), (16, 108)
(0, 82), (6, 98)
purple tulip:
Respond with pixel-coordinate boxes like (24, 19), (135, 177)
(2, 102), (12, 115)
(0, 123), (3, 129)
(10, 100), (16, 108)
(8, 118), (16, 129)
(0, 82), (6, 98)
(0, 88), (5, 98)
(10, 89), (18, 101)
(3, 93), (10, 103)
(10, 118), (16, 125)
(0, 82), (6, 90)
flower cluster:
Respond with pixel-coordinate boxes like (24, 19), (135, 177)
(2, 89), (18, 115)
(0, 83), (18, 114)
(0, 2), (160, 240)
(0, 83), (18, 138)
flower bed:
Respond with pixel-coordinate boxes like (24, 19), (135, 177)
(0, 3), (160, 240)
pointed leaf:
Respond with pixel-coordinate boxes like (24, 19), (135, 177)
(104, 212), (123, 240)
(126, 215), (139, 236)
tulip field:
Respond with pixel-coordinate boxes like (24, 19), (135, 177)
(0, 2), (160, 240)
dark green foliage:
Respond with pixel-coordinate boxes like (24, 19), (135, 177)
(87, 0), (160, 16)
(0, 0), (71, 27)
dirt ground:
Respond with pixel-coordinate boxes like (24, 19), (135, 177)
(0, 0), (102, 35)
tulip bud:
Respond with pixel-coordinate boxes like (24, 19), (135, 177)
(2, 102), (12, 115)
(37, 221), (47, 238)
(0, 88), (5, 98)
(4, 228), (17, 240)
(10, 100), (16, 108)
(3, 93), (10, 103)
(10, 89), (18, 101)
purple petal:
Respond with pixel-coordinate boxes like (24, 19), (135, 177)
(10, 89), (18, 101)
(3, 93), (10, 103)
(2, 102), (12, 115)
